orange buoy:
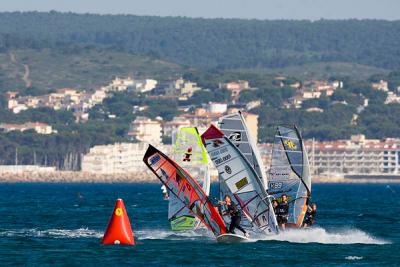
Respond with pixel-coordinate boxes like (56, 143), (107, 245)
(101, 198), (135, 245)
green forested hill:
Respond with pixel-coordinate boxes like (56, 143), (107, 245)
(0, 12), (399, 70)
(0, 48), (182, 92)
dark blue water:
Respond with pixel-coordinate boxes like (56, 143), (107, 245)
(0, 183), (398, 266)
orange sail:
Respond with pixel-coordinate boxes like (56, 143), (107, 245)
(143, 144), (227, 237)
(101, 198), (135, 245)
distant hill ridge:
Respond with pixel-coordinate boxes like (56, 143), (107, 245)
(0, 11), (399, 69)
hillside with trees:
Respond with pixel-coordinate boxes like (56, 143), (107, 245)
(1, 12), (400, 168)
(0, 12), (399, 70)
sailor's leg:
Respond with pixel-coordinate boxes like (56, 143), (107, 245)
(232, 216), (246, 234)
(228, 220), (236, 234)
(236, 224), (246, 234)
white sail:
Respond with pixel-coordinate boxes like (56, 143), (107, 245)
(202, 125), (279, 235)
(218, 111), (268, 188)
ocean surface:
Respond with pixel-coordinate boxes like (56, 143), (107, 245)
(0, 183), (399, 266)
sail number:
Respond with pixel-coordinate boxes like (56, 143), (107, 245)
(269, 182), (283, 189)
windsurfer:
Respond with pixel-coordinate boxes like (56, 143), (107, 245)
(219, 195), (249, 237)
(275, 194), (289, 230)
(303, 203), (317, 228)
(161, 185), (169, 200)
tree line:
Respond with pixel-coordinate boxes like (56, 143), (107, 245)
(0, 12), (400, 69)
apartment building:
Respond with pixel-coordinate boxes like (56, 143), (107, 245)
(81, 142), (171, 174)
(260, 135), (400, 177)
(165, 78), (201, 98)
(306, 135), (400, 176)
(127, 116), (162, 144)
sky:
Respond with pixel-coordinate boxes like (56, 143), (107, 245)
(0, 0), (399, 20)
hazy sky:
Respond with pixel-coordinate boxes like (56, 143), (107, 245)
(0, 0), (399, 20)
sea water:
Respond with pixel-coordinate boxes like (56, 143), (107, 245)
(0, 183), (398, 266)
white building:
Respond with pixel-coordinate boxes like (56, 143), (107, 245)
(306, 135), (400, 176)
(260, 135), (400, 178)
(133, 79), (158, 93)
(81, 142), (171, 174)
(206, 102), (228, 114)
(385, 92), (400, 104)
(127, 116), (162, 144)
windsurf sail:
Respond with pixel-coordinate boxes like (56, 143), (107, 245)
(218, 111), (268, 188)
(268, 125), (311, 227)
(168, 127), (210, 231)
(143, 145), (227, 237)
(201, 125), (279, 235)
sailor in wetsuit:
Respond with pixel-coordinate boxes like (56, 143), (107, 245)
(219, 195), (249, 237)
(303, 203), (317, 228)
(276, 194), (289, 230)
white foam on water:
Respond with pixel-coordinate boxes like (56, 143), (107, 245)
(136, 228), (214, 241)
(0, 228), (103, 239)
(345, 256), (364, 261)
(258, 227), (390, 245)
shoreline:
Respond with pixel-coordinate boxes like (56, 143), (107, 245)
(0, 171), (399, 184)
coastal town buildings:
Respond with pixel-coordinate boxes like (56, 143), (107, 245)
(283, 80), (342, 109)
(81, 142), (170, 174)
(206, 102), (228, 114)
(163, 116), (192, 138)
(371, 80), (389, 92)
(219, 80), (250, 99)
(306, 135), (400, 177)
(385, 91), (400, 104)
(165, 78), (201, 98)
(107, 76), (135, 91)
(261, 134), (400, 178)
(5, 77), (156, 117)
(133, 79), (158, 93)
(0, 122), (54, 134)
(127, 116), (163, 144)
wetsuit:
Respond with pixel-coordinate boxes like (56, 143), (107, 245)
(226, 203), (246, 235)
(276, 202), (289, 225)
(303, 207), (316, 226)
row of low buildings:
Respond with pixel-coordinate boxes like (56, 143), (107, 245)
(260, 134), (400, 178)
(0, 122), (54, 134)
(306, 135), (400, 177)
(126, 106), (259, 144)
(284, 80), (343, 109)
(282, 78), (400, 109)
(81, 134), (400, 178)
(81, 142), (170, 174)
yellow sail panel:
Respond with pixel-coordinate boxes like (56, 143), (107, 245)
(172, 127), (208, 164)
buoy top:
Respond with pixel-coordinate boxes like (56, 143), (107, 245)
(101, 198), (135, 245)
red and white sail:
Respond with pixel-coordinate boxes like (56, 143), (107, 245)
(143, 144), (227, 237)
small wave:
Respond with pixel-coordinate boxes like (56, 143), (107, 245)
(260, 227), (389, 245)
(0, 228), (103, 239)
(136, 228), (213, 241)
(345, 256), (363, 261)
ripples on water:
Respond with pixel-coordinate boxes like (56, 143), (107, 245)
(0, 183), (398, 266)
